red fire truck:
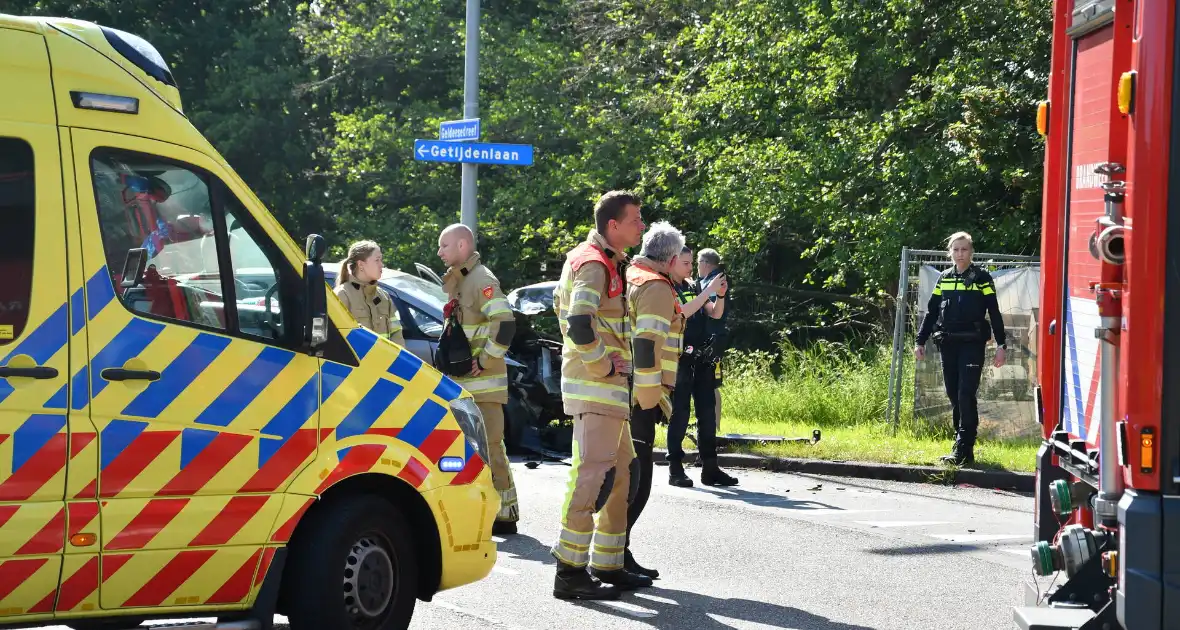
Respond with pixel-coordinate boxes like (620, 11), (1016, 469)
(1013, 1), (1178, 629)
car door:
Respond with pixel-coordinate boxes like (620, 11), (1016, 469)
(70, 128), (319, 611)
(0, 125), (70, 617)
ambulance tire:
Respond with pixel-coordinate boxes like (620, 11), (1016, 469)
(284, 495), (417, 630)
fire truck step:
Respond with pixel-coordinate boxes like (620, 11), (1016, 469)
(1013, 605), (1096, 630)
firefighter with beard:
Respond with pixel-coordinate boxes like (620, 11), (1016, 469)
(550, 190), (651, 600)
(437, 223), (521, 534)
(624, 220), (686, 581)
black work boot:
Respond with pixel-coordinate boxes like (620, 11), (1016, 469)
(492, 520), (518, 536)
(668, 461), (694, 487)
(554, 564), (621, 600)
(590, 567), (654, 590)
(701, 459), (739, 486)
(624, 548), (660, 580)
(938, 439), (975, 467)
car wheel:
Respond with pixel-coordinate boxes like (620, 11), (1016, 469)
(284, 495), (417, 630)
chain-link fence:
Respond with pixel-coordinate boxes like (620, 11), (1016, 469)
(886, 248), (1041, 440)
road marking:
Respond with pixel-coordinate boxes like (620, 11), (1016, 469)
(634, 592), (680, 605)
(854, 520), (955, 528)
(594, 600), (659, 618)
(929, 533), (1028, 543)
(493, 565), (520, 576)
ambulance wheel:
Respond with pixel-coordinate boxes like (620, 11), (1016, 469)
(284, 495), (417, 630)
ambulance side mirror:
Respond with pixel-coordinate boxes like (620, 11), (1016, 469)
(302, 234), (328, 351)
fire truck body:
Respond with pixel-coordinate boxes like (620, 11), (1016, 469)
(1016, 1), (1179, 628)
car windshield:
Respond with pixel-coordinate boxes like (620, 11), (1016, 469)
(382, 270), (448, 306)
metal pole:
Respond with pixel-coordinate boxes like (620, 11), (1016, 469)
(460, 0), (480, 242)
(892, 247), (911, 433)
(886, 247), (908, 429)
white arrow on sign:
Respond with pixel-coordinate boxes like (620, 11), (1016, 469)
(417, 145), (428, 157)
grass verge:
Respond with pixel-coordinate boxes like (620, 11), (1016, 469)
(653, 339), (1039, 474)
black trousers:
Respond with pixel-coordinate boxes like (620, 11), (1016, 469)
(939, 341), (985, 447)
(626, 404), (661, 549)
(667, 357), (717, 463)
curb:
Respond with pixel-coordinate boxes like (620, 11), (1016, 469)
(652, 449), (1034, 493)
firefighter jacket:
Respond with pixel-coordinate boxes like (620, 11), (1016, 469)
(334, 279), (405, 346)
(442, 252), (516, 404)
(916, 263), (1007, 347)
(553, 230), (632, 417)
(626, 257), (683, 418)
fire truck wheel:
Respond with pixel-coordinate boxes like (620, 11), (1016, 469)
(284, 494), (417, 630)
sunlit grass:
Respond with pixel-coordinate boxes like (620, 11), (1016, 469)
(653, 340), (1039, 473)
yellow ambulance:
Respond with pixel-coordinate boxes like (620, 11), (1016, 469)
(0, 13), (497, 630)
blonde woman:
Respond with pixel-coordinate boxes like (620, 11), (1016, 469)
(334, 240), (404, 346)
(914, 231), (1006, 466)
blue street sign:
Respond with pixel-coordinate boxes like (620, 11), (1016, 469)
(439, 118), (481, 142)
(413, 140), (534, 166)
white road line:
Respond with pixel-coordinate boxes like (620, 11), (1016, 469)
(634, 592), (680, 605)
(593, 600), (659, 618)
(928, 533), (1028, 543)
(854, 520), (955, 528)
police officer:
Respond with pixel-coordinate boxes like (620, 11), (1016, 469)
(915, 231), (1007, 466)
(334, 240), (404, 346)
(667, 247), (735, 487)
(550, 190), (650, 600)
(697, 249), (728, 431)
(437, 224), (520, 535)
(624, 221), (686, 581)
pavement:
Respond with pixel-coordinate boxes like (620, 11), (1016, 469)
(32, 456), (1050, 630)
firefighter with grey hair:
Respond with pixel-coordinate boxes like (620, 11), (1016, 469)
(623, 220), (686, 580)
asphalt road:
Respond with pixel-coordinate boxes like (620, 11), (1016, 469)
(37, 458), (1050, 630)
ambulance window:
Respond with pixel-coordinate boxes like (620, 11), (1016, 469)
(222, 201), (285, 343)
(0, 138), (35, 346)
(90, 150), (228, 331)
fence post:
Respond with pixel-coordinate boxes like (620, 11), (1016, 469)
(891, 247), (911, 433)
(886, 247), (909, 433)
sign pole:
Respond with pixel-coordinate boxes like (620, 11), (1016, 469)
(461, 0), (480, 242)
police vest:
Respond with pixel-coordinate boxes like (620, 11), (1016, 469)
(932, 265), (996, 339)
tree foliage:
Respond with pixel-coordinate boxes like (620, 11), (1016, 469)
(9, 0), (1050, 347)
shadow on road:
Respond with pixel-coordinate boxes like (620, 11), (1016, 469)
(578, 586), (876, 630)
(496, 532), (558, 567)
(683, 484), (845, 512)
(865, 542), (1011, 557)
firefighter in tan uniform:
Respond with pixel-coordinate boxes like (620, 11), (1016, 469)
(437, 224), (520, 535)
(550, 191), (650, 600)
(334, 239), (404, 346)
(624, 221), (686, 582)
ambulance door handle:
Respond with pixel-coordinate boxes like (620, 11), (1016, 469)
(0, 366), (58, 380)
(101, 368), (161, 382)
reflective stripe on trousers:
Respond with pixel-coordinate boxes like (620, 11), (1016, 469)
(553, 527), (592, 566)
(590, 531), (627, 571)
(561, 378), (631, 408)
